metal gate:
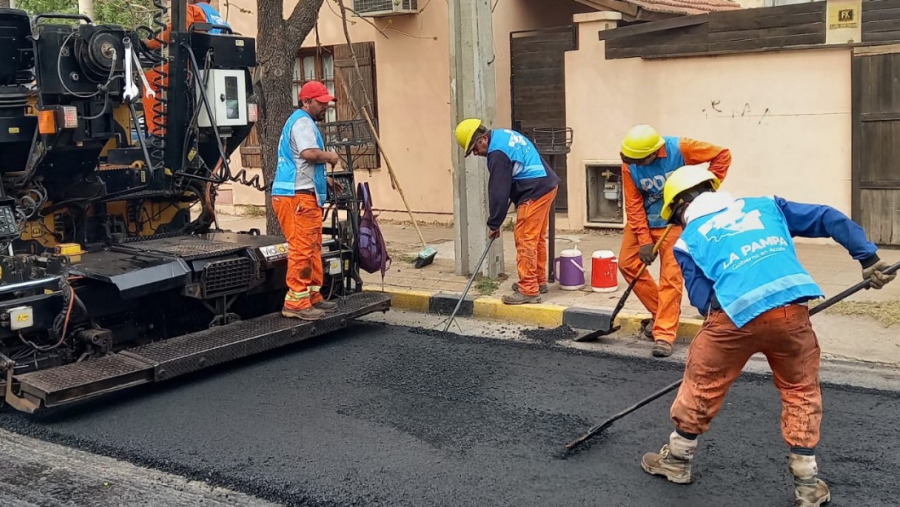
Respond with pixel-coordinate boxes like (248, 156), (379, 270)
(851, 45), (900, 246)
(510, 26), (576, 211)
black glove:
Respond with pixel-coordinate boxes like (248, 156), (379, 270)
(863, 260), (896, 289)
(639, 244), (657, 265)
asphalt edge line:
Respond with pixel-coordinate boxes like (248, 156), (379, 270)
(363, 287), (703, 341)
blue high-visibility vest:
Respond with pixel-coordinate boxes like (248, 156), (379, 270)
(197, 2), (230, 34)
(626, 136), (685, 229)
(676, 196), (823, 328)
(487, 129), (548, 180)
(271, 109), (328, 207)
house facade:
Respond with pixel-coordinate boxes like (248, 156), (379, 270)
(219, 0), (739, 228)
(220, 0), (900, 246)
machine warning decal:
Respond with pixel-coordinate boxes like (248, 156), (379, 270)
(260, 243), (289, 261)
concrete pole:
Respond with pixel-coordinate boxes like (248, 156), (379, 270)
(78, 0), (94, 21)
(448, 0), (504, 278)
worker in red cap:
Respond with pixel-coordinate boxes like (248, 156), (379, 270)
(271, 81), (344, 320)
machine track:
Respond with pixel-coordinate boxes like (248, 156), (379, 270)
(6, 292), (390, 411)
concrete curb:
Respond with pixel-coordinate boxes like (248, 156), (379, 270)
(364, 287), (703, 342)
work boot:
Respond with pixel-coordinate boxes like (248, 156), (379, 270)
(501, 291), (541, 305)
(281, 306), (324, 321)
(641, 431), (697, 484)
(640, 318), (654, 340)
(512, 282), (548, 294)
(314, 301), (339, 314)
(790, 454), (831, 507)
(653, 340), (673, 357)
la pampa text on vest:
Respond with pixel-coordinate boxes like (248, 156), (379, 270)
(676, 196), (823, 328)
(272, 109), (328, 207)
(488, 129), (548, 180)
(627, 136), (685, 229)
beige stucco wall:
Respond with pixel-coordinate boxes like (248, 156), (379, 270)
(565, 14), (852, 241)
(223, 0), (590, 223)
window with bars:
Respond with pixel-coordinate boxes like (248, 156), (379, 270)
(240, 43), (380, 171)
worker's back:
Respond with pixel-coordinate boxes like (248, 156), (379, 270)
(676, 194), (822, 327)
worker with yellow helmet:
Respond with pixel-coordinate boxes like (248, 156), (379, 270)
(454, 118), (560, 305)
(640, 165), (894, 506)
(618, 125), (732, 357)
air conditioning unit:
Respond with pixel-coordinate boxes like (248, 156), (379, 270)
(353, 0), (419, 17)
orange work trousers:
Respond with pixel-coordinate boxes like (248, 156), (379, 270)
(514, 188), (558, 296)
(618, 225), (683, 343)
(142, 65), (168, 137)
(671, 304), (823, 450)
(272, 193), (324, 311)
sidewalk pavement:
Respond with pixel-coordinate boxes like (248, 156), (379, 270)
(215, 211), (900, 366)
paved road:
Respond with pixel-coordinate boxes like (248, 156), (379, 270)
(1, 323), (898, 507)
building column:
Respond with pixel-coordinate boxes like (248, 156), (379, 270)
(448, 0), (504, 277)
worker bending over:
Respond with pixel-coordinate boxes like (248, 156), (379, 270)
(271, 81), (342, 320)
(141, 0), (231, 137)
(618, 125), (731, 358)
(641, 166), (895, 507)
(455, 119), (560, 305)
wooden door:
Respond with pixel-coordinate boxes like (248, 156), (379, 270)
(852, 45), (900, 246)
(510, 26), (576, 211)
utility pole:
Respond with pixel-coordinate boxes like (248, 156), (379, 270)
(448, 0), (504, 277)
(78, 0), (94, 20)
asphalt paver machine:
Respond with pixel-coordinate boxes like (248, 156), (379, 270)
(0, 2), (389, 413)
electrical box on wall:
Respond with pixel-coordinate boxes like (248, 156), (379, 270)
(586, 164), (624, 226)
(196, 69), (248, 128)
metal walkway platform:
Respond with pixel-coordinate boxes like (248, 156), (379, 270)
(8, 291), (391, 411)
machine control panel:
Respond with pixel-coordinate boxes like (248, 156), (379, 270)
(0, 200), (19, 241)
(327, 171), (355, 204)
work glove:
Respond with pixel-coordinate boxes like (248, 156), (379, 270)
(863, 260), (896, 289)
(639, 244), (658, 265)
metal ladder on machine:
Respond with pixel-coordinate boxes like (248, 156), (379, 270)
(319, 118), (377, 300)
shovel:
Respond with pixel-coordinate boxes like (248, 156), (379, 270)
(563, 259), (900, 451)
(441, 236), (496, 333)
(575, 224), (675, 342)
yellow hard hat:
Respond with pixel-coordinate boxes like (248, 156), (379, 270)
(455, 118), (484, 155)
(660, 166), (721, 221)
(621, 124), (666, 160)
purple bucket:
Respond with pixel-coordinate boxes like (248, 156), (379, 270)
(554, 248), (585, 291)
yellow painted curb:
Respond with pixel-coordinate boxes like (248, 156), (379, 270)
(363, 287), (431, 312)
(473, 298), (564, 328)
(614, 313), (704, 342)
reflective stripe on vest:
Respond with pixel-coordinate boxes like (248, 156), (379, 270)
(197, 3), (230, 34)
(627, 136), (685, 229)
(271, 109), (328, 207)
(487, 129), (547, 180)
(676, 196), (824, 328)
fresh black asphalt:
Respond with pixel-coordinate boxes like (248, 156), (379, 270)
(1, 323), (898, 507)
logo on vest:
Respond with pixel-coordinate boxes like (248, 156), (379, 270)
(723, 235), (789, 271)
(699, 200), (765, 242)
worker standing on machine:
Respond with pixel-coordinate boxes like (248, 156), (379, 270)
(454, 119), (560, 305)
(271, 81), (342, 321)
(640, 166), (895, 507)
(618, 125), (731, 358)
(140, 0), (232, 137)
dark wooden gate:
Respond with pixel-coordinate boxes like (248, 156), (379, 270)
(510, 26), (576, 211)
(851, 45), (900, 246)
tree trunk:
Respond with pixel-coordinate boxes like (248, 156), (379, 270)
(255, 0), (324, 235)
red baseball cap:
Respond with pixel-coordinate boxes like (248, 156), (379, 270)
(299, 81), (336, 104)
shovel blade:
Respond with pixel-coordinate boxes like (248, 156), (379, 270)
(574, 324), (621, 342)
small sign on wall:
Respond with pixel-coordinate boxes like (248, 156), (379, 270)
(826, 0), (862, 44)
